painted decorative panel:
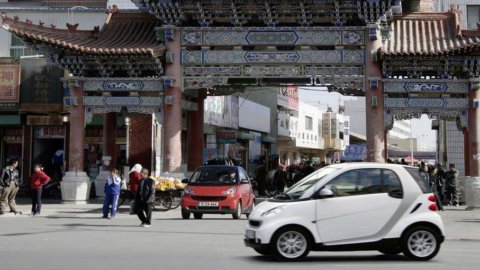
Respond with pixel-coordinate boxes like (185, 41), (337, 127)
(86, 106), (162, 114)
(181, 29), (364, 46)
(383, 79), (470, 93)
(83, 96), (163, 106)
(183, 77), (228, 89)
(304, 66), (363, 76)
(184, 66), (242, 76)
(182, 49), (364, 65)
(384, 98), (469, 109)
(244, 66), (302, 76)
(82, 78), (165, 92)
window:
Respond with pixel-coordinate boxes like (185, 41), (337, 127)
(324, 169), (383, 197)
(305, 116), (313, 130)
(10, 35), (36, 58)
(383, 169), (402, 193)
(239, 169), (248, 181)
(405, 167), (430, 193)
(467, 5), (480, 30)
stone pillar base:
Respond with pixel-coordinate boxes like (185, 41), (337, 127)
(465, 176), (480, 210)
(94, 170), (111, 197)
(61, 171), (91, 204)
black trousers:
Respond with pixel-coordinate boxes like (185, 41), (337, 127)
(31, 188), (43, 214)
(136, 202), (153, 224)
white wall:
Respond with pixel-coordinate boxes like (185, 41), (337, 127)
(436, 0), (480, 29)
(239, 98), (270, 133)
(296, 102), (321, 149)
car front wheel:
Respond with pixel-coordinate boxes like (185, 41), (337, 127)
(181, 209), (190, 219)
(271, 227), (310, 261)
(232, 202), (242, 219)
(193, 213), (203, 219)
(401, 226), (441, 261)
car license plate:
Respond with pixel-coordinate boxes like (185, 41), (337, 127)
(246, 230), (256, 239)
(198, 202), (219, 207)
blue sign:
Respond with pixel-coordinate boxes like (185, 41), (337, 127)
(102, 81), (145, 91)
(341, 144), (367, 161)
(404, 83), (447, 93)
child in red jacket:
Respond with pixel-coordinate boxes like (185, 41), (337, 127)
(30, 164), (50, 216)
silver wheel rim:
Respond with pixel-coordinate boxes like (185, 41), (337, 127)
(407, 230), (437, 258)
(276, 231), (307, 259)
(237, 203), (241, 216)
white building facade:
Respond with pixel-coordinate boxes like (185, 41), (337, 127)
(435, 0), (480, 29)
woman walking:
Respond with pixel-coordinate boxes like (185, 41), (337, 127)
(128, 164), (142, 214)
(30, 164), (50, 216)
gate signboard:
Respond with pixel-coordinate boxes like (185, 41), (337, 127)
(0, 64), (20, 111)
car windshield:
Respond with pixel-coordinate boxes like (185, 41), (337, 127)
(189, 167), (238, 185)
(277, 167), (339, 200)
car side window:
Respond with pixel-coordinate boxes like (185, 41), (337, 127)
(324, 169), (382, 197)
(383, 169), (402, 193)
(239, 169), (248, 182)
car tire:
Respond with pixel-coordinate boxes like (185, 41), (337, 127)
(253, 247), (272, 256)
(378, 247), (402, 255)
(181, 209), (190, 219)
(245, 201), (255, 219)
(232, 202), (242, 220)
(401, 226), (441, 261)
(271, 227), (310, 261)
(193, 213), (203, 219)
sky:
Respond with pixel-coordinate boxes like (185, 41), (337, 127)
(299, 88), (436, 151)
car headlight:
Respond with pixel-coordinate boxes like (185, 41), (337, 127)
(261, 206), (285, 217)
(222, 187), (237, 195)
(184, 187), (195, 195)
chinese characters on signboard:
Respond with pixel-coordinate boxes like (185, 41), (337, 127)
(277, 86), (299, 110)
(343, 116), (350, 146)
(0, 64), (20, 111)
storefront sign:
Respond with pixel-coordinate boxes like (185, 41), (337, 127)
(0, 64), (20, 111)
(343, 116), (350, 146)
(34, 126), (65, 139)
(27, 115), (63, 126)
(277, 86), (299, 110)
(216, 130), (237, 144)
(20, 58), (63, 107)
(341, 144), (367, 161)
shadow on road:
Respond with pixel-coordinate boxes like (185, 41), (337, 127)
(244, 254), (409, 263)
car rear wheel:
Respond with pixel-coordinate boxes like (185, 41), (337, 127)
(245, 201), (255, 219)
(232, 202), (242, 219)
(271, 227), (310, 261)
(181, 209), (190, 219)
(401, 226), (441, 261)
(193, 213), (203, 219)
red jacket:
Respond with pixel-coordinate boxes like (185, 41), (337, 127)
(129, 171), (142, 193)
(30, 171), (51, 189)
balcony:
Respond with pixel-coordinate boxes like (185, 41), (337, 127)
(324, 137), (342, 150)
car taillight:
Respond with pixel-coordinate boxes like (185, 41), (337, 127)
(428, 194), (436, 202)
(429, 203), (437, 211)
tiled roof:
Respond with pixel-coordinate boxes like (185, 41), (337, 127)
(1, 11), (164, 56)
(382, 12), (480, 56)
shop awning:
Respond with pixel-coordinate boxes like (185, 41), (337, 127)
(0, 115), (20, 125)
(237, 132), (254, 141)
(262, 135), (276, 144)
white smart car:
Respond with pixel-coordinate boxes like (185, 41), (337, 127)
(245, 163), (445, 261)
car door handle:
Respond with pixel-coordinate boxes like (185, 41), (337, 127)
(388, 189), (403, 199)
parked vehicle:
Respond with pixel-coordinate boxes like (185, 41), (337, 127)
(244, 163), (445, 261)
(181, 165), (255, 220)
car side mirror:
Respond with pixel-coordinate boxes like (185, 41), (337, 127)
(181, 178), (189, 184)
(317, 188), (334, 199)
(241, 179), (249, 184)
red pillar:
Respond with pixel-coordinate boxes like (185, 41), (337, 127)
(187, 91), (206, 171)
(68, 86), (86, 171)
(129, 114), (153, 171)
(365, 27), (386, 162)
(163, 86), (183, 172)
(102, 112), (117, 170)
(22, 125), (32, 186)
(468, 88), (480, 177)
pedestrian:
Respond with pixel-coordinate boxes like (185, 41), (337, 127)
(255, 160), (268, 196)
(445, 164), (459, 206)
(273, 165), (287, 194)
(436, 164), (446, 204)
(135, 168), (155, 227)
(302, 161), (315, 177)
(103, 169), (121, 219)
(427, 165), (444, 211)
(30, 164), (51, 216)
(0, 159), (21, 215)
(128, 163), (142, 214)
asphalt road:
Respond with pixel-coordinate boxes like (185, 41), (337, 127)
(1, 203), (480, 270)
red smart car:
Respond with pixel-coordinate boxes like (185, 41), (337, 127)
(181, 165), (255, 219)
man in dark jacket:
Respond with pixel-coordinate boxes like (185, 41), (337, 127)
(135, 168), (156, 227)
(0, 159), (21, 215)
(302, 161), (315, 177)
(445, 164), (459, 206)
(255, 161), (268, 196)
